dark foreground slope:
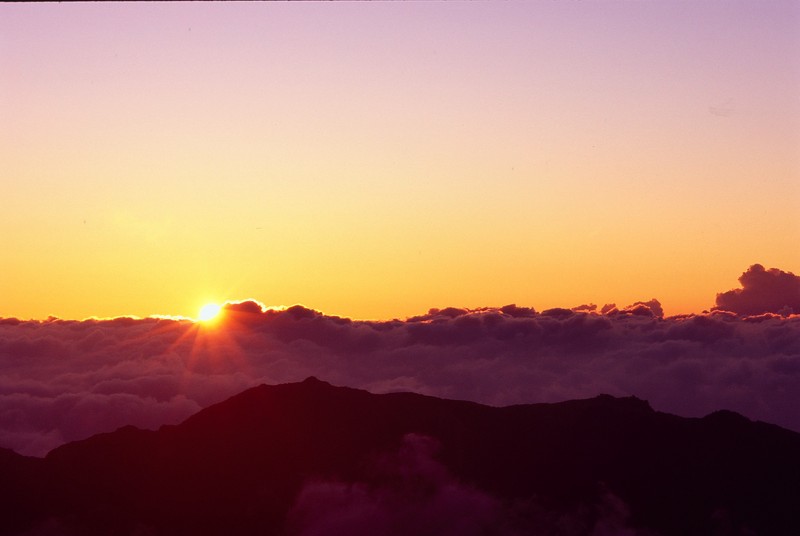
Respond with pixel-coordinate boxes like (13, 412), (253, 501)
(2, 377), (799, 535)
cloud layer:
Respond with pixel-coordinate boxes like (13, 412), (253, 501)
(1, 268), (799, 457)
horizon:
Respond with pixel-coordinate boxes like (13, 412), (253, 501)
(2, 260), (799, 459)
(2, 262), (796, 322)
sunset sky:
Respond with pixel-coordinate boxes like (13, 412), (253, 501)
(2, 1), (798, 321)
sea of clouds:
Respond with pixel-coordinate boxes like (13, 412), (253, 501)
(1, 264), (799, 457)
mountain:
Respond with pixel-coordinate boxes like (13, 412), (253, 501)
(2, 377), (799, 535)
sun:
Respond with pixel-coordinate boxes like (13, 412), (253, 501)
(198, 303), (222, 322)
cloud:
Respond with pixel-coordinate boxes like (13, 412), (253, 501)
(715, 264), (800, 316)
(285, 434), (508, 536)
(285, 434), (641, 536)
(620, 299), (663, 318)
(1, 284), (799, 457)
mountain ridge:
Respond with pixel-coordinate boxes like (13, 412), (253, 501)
(2, 378), (799, 535)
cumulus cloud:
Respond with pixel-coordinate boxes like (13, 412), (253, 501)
(1, 286), (800, 457)
(620, 299), (663, 318)
(715, 264), (800, 316)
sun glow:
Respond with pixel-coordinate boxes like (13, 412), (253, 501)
(198, 303), (222, 322)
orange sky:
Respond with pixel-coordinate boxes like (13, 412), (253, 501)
(1, 2), (798, 320)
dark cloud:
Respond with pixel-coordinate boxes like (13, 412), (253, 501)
(500, 304), (537, 318)
(1, 286), (800, 457)
(223, 299), (267, 315)
(621, 299), (663, 318)
(600, 303), (617, 315)
(715, 264), (800, 316)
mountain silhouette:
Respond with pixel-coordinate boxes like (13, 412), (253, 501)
(2, 377), (799, 535)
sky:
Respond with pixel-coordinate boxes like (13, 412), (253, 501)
(1, 1), (798, 321)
